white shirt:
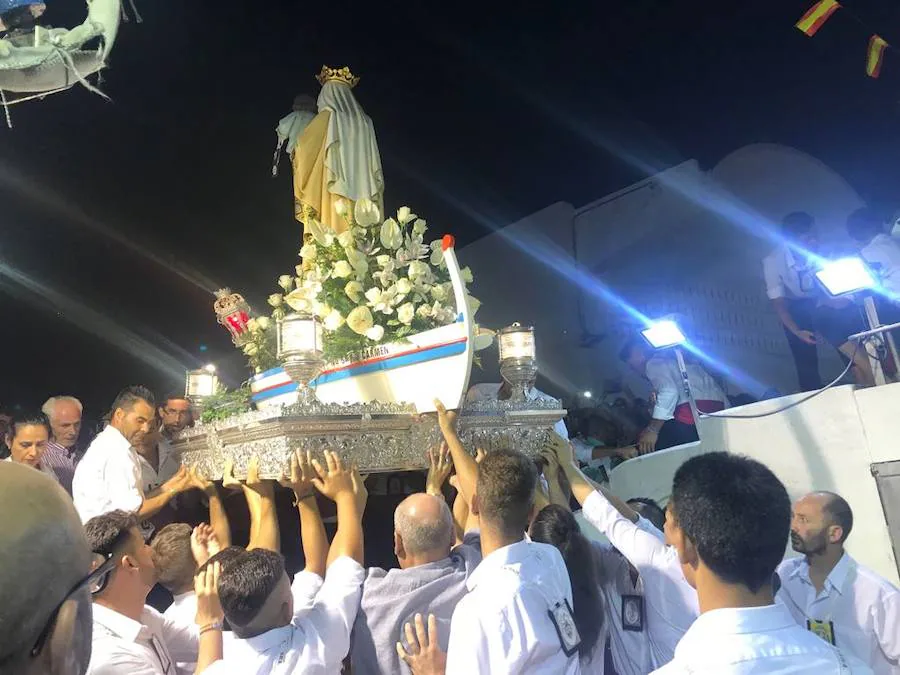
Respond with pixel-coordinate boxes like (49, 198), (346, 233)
(205, 556), (363, 675)
(763, 246), (818, 300)
(73, 426), (144, 523)
(138, 438), (181, 494)
(777, 553), (900, 674)
(466, 383), (570, 440)
(87, 603), (199, 675)
(581, 490), (698, 668)
(644, 357), (728, 422)
(445, 539), (580, 675)
(652, 604), (872, 674)
(861, 233), (900, 300)
(163, 592), (197, 675)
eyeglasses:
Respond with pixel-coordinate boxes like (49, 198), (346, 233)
(26, 550), (121, 660)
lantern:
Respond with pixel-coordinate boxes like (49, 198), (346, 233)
(498, 323), (537, 402)
(214, 288), (252, 346)
(185, 364), (218, 416)
(277, 312), (324, 403)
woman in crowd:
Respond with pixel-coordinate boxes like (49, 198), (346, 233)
(3, 411), (50, 470)
(530, 503), (607, 673)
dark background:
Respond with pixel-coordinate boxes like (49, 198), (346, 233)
(2, 0), (900, 417)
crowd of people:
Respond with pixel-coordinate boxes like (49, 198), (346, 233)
(1, 382), (898, 675)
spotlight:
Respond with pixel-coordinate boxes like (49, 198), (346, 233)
(641, 320), (687, 350)
(583, 391), (593, 399)
(815, 257), (876, 297)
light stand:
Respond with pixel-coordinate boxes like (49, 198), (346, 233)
(641, 319), (702, 439)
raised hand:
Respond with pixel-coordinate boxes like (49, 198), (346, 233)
(310, 450), (355, 502)
(188, 465), (213, 492)
(190, 523), (221, 567)
(243, 455), (274, 496)
(426, 443), (453, 497)
(547, 434), (576, 468)
(162, 465), (191, 494)
(350, 463), (369, 514)
(433, 399), (458, 438)
(279, 449), (317, 500)
(221, 458), (242, 491)
(397, 613), (447, 675)
(194, 561), (224, 628)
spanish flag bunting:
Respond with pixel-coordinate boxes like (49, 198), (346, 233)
(866, 35), (888, 78)
(795, 0), (841, 37)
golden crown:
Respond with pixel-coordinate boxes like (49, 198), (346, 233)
(316, 65), (360, 88)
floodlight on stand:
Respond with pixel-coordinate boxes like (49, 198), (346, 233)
(815, 257), (876, 297)
(641, 319), (687, 350)
(185, 364), (219, 416)
(498, 323), (536, 402)
(277, 312), (324, 403)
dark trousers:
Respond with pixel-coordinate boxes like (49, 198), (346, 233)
(784, 322), (823, 392)
(657, 419), (699, 450)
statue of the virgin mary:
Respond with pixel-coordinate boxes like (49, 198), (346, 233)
(289, 66), (384, 236)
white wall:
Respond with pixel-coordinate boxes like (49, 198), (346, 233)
(610, 384), (900, 586)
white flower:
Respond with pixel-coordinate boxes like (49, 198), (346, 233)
(346, 306), (374, 335)
(461, 266), (474, 284)
(397, 206), (416, 225)
(295, 265), (305, 277)
(376, 254), (392, 267)
(300, 244), (317, 261)
(323, 309), (345, 331)
(380, 218), (403, 250)
(256, 316), (270, 330)
(346, 248), (369, 277)
(354, 198), (381, 228)
(413, 218), (427, 235)
(416, 304), (433, 319)
(268, 293), (283, 308)
(365, 286), (396, 315)
(408, 260), (430, 281)
(395, 278), (412, 296)
(307, 218), (335, 247)
(430, 240), (445, 267)
(466, 295), (481, 317)
(242, 342), (259, 356)
(431, 284), (449, 302)
(332, 260), (354, 279)
(345, 281), (364, 303)
(337, 231), (355, 249)
(397, 302), (415, 325)
(334, 199), (350, 217)
(278, 275), (294, 292)
(365, 324), (385, 341)
(247, 318), (259, 332)
(313, 301), (331, 318)
(284, 287), (314, 313)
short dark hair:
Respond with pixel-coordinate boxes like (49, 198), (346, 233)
(627, 497), (666, 531)
(618, 336), (648, 363)
(476, 448), (537, 538)
(162, 394), (191, 407)
(5, 411), (50, 441)
(84, 510), (139, 556)
(217, 549), (286, 628)
(671, 452), (790, 593)
(200, 545), (245, 574)
(820, 492), (854, 543)
(151, 524), (195, 593)
(111, 386), (156, 415)
(846, 207), (884, 243)
(530, 505), (604, 660)
(782, 211), (814, 235)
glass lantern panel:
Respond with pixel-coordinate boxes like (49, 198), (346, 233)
(280, 316), (323, 353)
(499, 329), (535, 360)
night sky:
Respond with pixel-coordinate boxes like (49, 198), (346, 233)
(2, 0), (900, 418)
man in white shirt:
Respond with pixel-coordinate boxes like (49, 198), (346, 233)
(763, 211), (872, 392)
(204, 451), (367, 675)
(83, 509), (224, 674)
(399, 402), (580, 675)
(73, 386), (197, 527)
(619, 339), (728, 453)
(558, 437), (698, 668)
(0, 462), (95, 675)
(847, 207), (900, 334)
(466, 382), (569, 440)
(777, 491), (899, 673)
(647, 452), (870, 673)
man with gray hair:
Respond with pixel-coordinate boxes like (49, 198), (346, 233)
(350, 446), (482, 675)
(41, 395), (84, 495)
(0, 462), (94, 675)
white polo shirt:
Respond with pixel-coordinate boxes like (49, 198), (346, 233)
(445, 539), (580, 675)
(652, 603), (872, 674)
(776, 553), (900, 674)
(580, 490), (698, 669)
(87, 603), (199, 675)
(163, 593), (198, 675)
(205, 556), (363, 675)
(73, 426), (143, 523)
(644, 357), (728, 422)
(466, 383), (569, 440)
(861, 233), (900, 300)
(763, 246), (818, 300)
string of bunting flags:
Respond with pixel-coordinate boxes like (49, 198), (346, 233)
(796, 0), (890, 78)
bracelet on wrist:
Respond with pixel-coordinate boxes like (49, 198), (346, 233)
(199, 620), (224, 635)
(292, 491), (316, 507)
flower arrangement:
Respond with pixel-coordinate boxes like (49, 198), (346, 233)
(239, 199), (479, 369)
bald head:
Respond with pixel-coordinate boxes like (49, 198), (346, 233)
(394, 493), (454, 565)
(0, 463), (93, 674)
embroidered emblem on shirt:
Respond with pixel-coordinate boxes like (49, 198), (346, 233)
(621, 594), (644, 632)
(548, 600), (582, 657)
(807, 619), (836, 645)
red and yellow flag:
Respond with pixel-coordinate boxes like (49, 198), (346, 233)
(866, 35), (888, 78)
(795, 0), (841, 37)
